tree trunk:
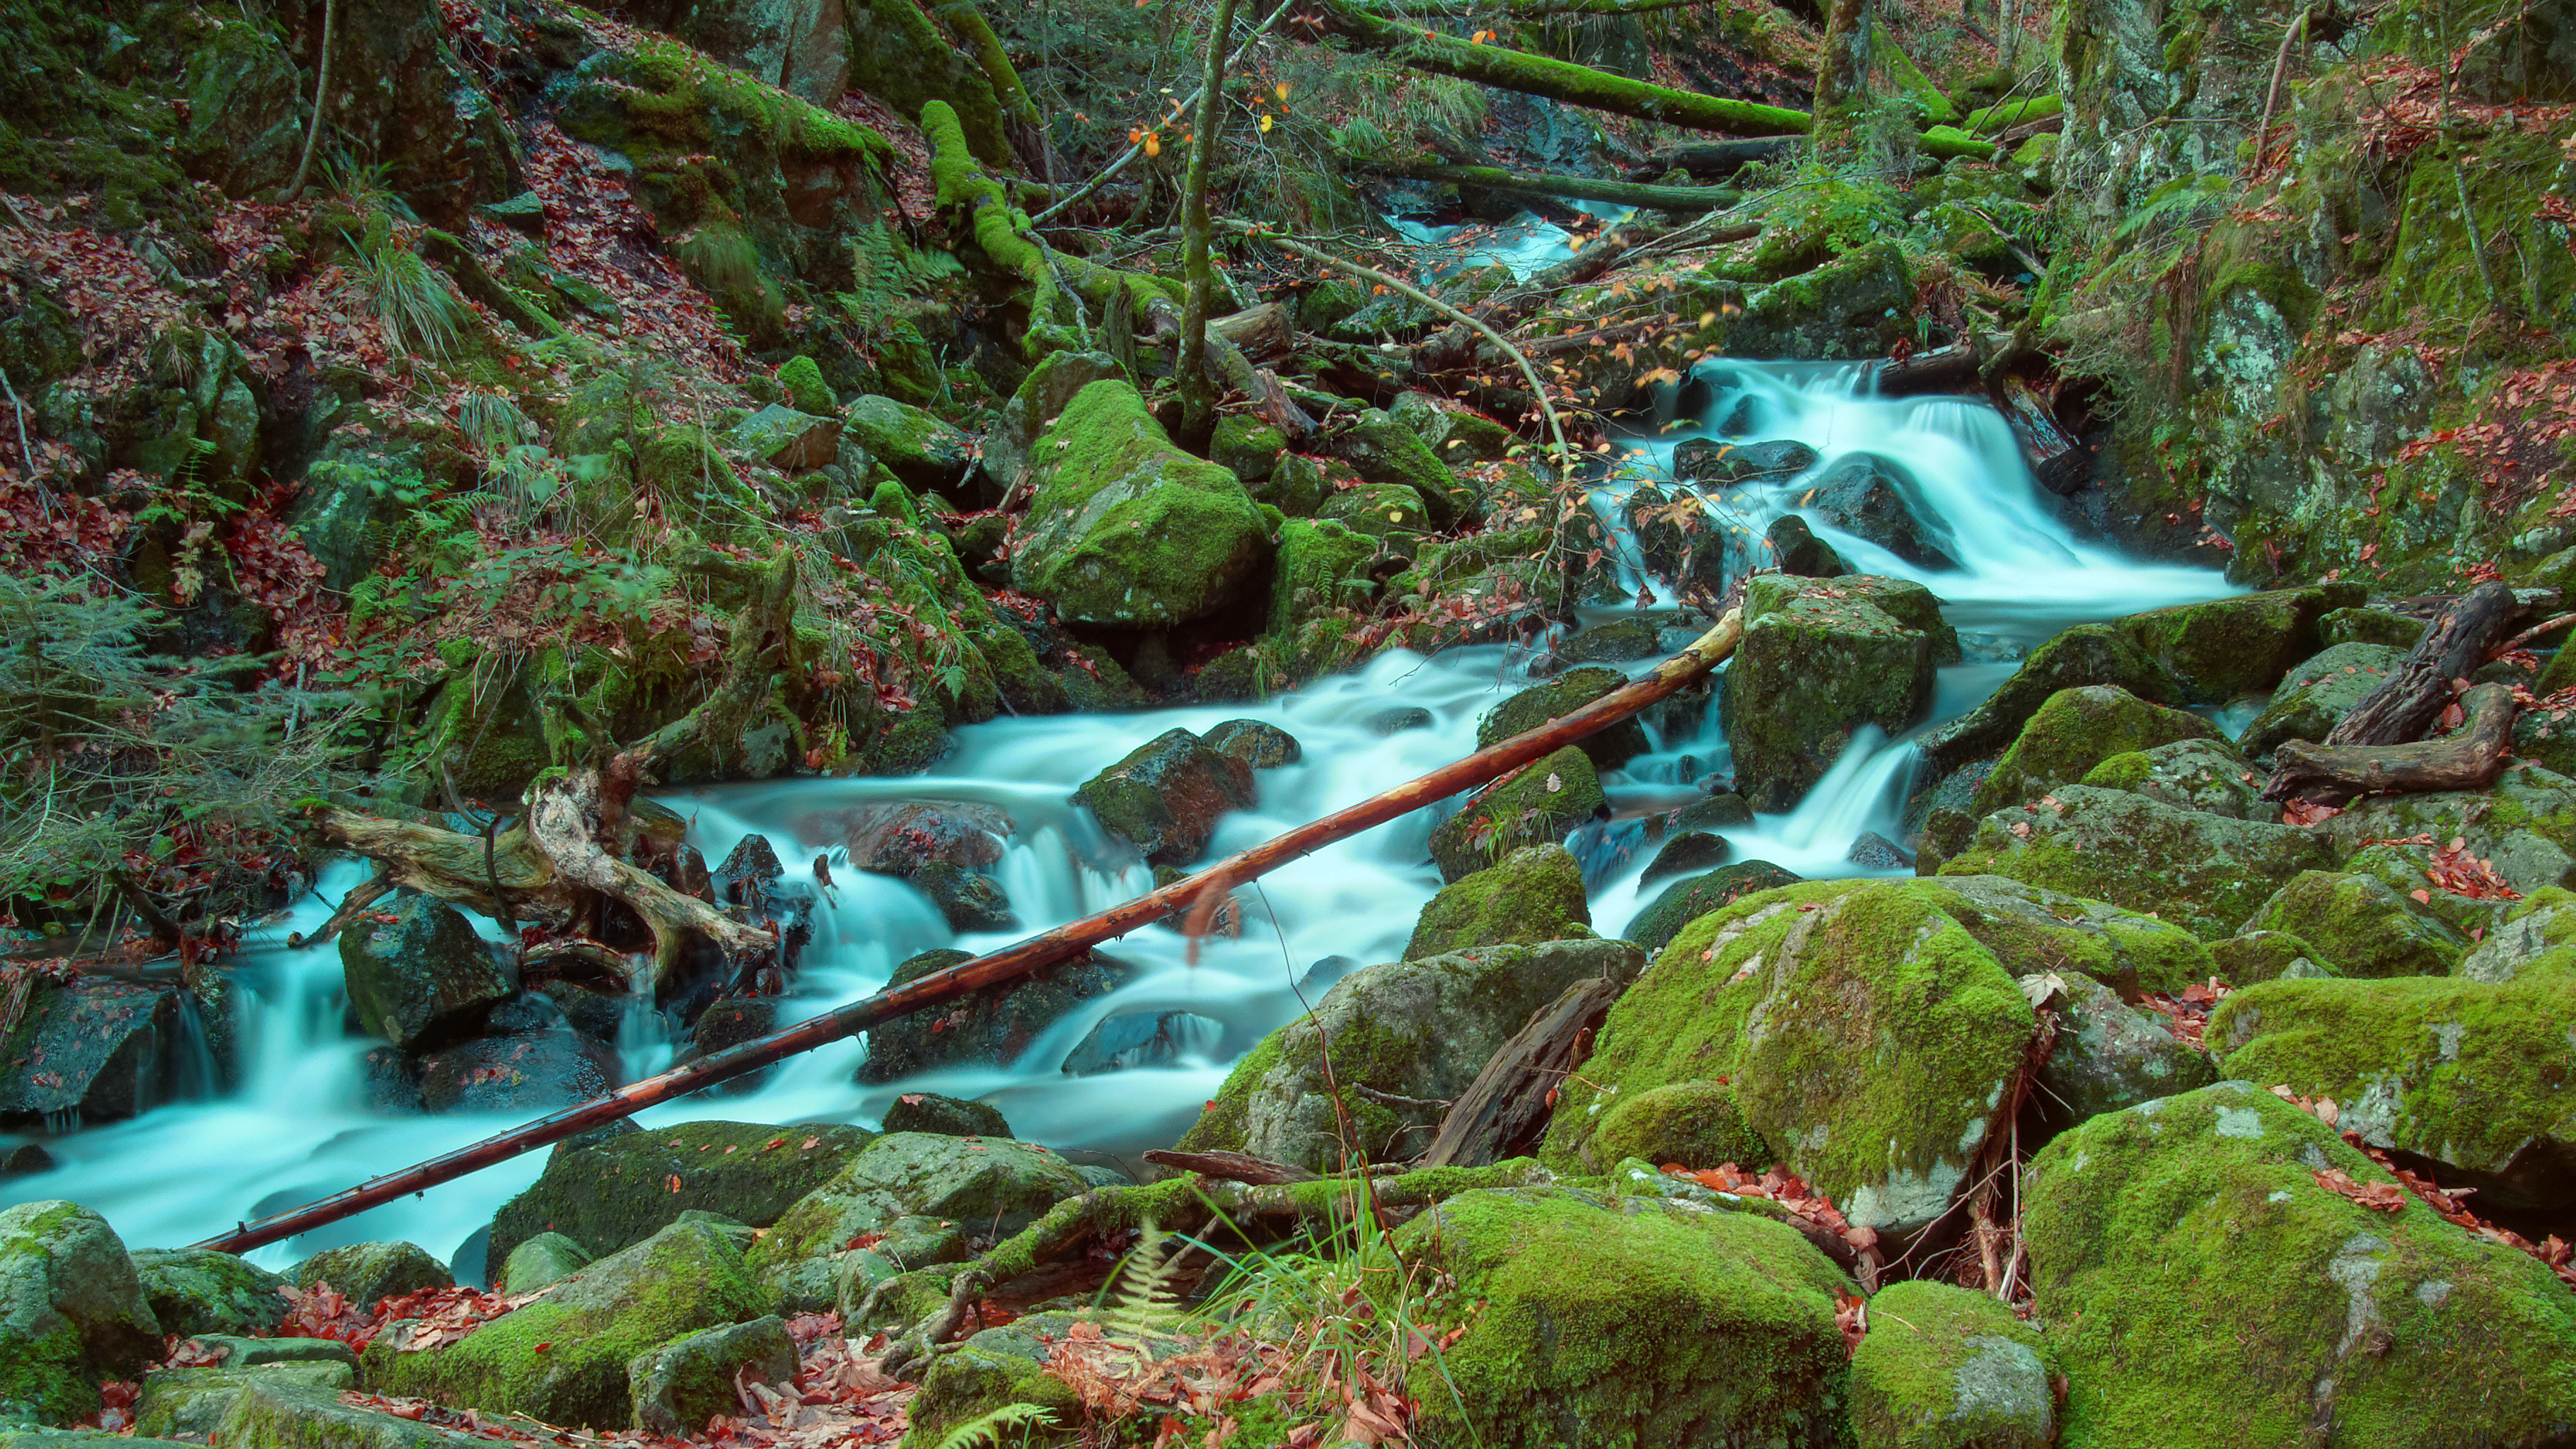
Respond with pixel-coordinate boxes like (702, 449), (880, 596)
(2265, 682), (2517, 804)
(1815, 0), (1876, 129)
(2264, 580), (2523, 804)
(1629, 136), (1804, 180)
(1176, 0), (1243, 443)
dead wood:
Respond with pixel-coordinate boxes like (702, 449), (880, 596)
(2323, 580), (2519, 747)
(2265, 682), (2517, 805)
(1139, 1149), (1318, 1185)
(1420, 973), (1625, 1169)
(1630, 136), (1804, 178)
(1991, 375), (2089, 496)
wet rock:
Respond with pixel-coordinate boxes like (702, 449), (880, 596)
(1968, 685), (2222, 815)
(2077, 737), (2266, 817)
(1765, 513), (1847, 576)
(497, 1233), (591, 1296)
(1178, 938), (1647, 1173)
(1849, 1280), (2058, 1449)
(133, 1361), (357, 1441)
(671, 996), (778, 1091)
(2234, 642), (2409, 759)
(1011, 381), (1268, 627)
(836, 801), (1011, 876)
(1640, 830), (1731, 887)
(1074, 727), (1255, 867)
(1675, 791), (1756, 830)
(912, 861), (1018, 932)
(841, 394), (975, 496)
(1545, 616), (1662, 669)
(628, 1314), (796, 1436)
(900, 1313), (1085, 1448)
(2113, 583), (2364, 705)
(1364, 705), (1434, 735)
(0, 1142), (54, 1179)
(2029, 972), (2216, 1133)
(749, 1134), (1089, 1279)
(1586, 1079), (1768, 1169)
(1942, 785), (2334, 940)
(2237, 871), (2466, 978)
(1806, 454), (1963, 571)
(2318, 606), (2427, 651)
(1426, 745), (1608, 883)
(129, 1248), (288, 1339)
(1845, 830), (1912, 869)
(1620, 482), (1693, 577)
(855, 945), (1129, 1083)
(339, 892), (512, 1052)
(1723, 575), (1939, 811)
(365, 1220), (769, 1429)
(0, 978), (182, 1124)
(2023, 1082), (2576, 1446)
(1059, 1010), (1224, 1076)
(1405, 845), (1591, 960)
(1200, 718), (1301, 770)
(288, 1240), (449, 1312)
(1327, 408), (1472, 525)
(1623, 860), (1804, 952)
(879, 1093), (1011, 1137)
(2212, 975), (2576, 1214)
(1398, 1186), (1855, 1448)
(359, 1046), (426, 1115)
(1918, 622), (2188, 774)
(0, 1201), (161, 1424)
(1477, 666), (1649, 772)
(417, 1028), (617, 1115)
(1672, 437), (1818, 489)
(485, 1119), (874, 1271)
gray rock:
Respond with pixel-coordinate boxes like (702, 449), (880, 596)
(1640, 830), (1731, 886)
(0, 1201), (160, 1424)
(288, 1240), (449, 1312)
(748, 1134), (1090, 1277)
(1200, 718), (1301, 770)
(2234, 642), (2409, 759)
(879, 1093), (1011, 1138)
(134, 1363), (355, 1440)
(338, 892), (511, 1052)
(129, 1248), (286, 1339)
(0, 981), (181, 1124)
(2031, 972), (2217, 1131)
(840, 394), (974, 494)
(417, 1029), (617, 1115)
(1943, 785), (2335, 940)
(1477, 667), (1649, 772)
(2078, 736), (2265, 817)
(856, 946), (1127, 1083)
(497, 1233), (592, 1296)
(1849, 1280), (2057, 1449)
(627, 1315), (797, 1436)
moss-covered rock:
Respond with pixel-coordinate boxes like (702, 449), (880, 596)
(1918, 622), (2187, 774)
(128, 1249), (286, 1339)
(1620, 861), (1806, 953)
(485, 1119), (874, 1271)
(1725, 576), (1939, 810)
(855, 945), (1127, 1083)
(2315, 762), (2576, 898)
(1072, 726), (1255, 867)
(1009, 380), (1269, 627)
(1475, 666), (1649, 772)
(287, 1241), (449, 1313)
(1548, 882), (2034, 1233)
(0, 1201), (160, 1424)
(748, 1133), (1089, 1276)
(2212, 976), (2576, 1212)
(2457, 885), (2576, 982)
(337, 892), (511, 1052)
(1970, 685), (2222, 815)
(1328, 408), (1475, 525)
(1404, 844), (1591, 960)
(496, 1233), (591, 1296)
(1941, 785), (2334, 939)
(2023, 1082), (2576, 1448)
(1398, 1185), (1855, 1449)
(2236, 871), (2466, 978)
(841, 395), (974, 494)
(2209, 930), (2336, 984)
(627, 1314), (796, 1436)
(1847, 1280), (2057, 1449)
(1589, 1080), (1770, 1170)
(897, 1313), (1083, 1449)
(202, 1373), (489, 1446)
(879, 1093), (1012, 1139)
(1426, 746), (1608, 883)
(2234, 642), (2408, 759)
(2319, 607), (2427, 651)
(2113, 584), (2362, 705)
(1176, 938), (1645, 1172)
(2077, 737), (2265, 817)
(2033, 971), (2217, 1132)
(1317, 481), (1434, 544)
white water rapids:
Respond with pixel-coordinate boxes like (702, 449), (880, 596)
(1, 360), (2235, 1281)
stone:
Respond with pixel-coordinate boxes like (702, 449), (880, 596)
(485, 1119), (874, 1271)
(1545, 617), (1661, 668)
(1587, 1079), (1768, 1169)
(1318, 482), (1433, 542)
(128, 1248), (286, 1339)
(1200, 718), (1301, 771)
(1846, 830), (1911, 869)
(1848, 1280), (2057, 1449)
(1806, 454), (1963, 571)
(0, 1201), (160, 1424)
(728, 404), (840, 472)
(2457, 886), (2576, 982)
(1074, 727), (1255, 867)
(2031, 972), (2217, 1132)
(1010, 381), (1268, 627)
(2317, 607), (2426, 651)
(1941, 785), (2335, 940)
(1059, 1008), (1224, 1076)
(338, 892), (511, 1052)
(2208, 930), (2336, 984)
(1723, 575), (1939, 811)
(910, 861), (1018, 932)
(1328, 408), (1472, 525)
(627, 1315), (796, 1436)
(1208, 414), (1285, 483)
(854, 945), (1127, 1083)
(1366, 705), (1434, 735)
(417, 1029), (617, 1115)
(1970, 685), (2222, 816)
(1765, 512), (1848, 576)
(133, 1362), (355, 1440)
(2023, 1082), (2576, 1448)
(1398, 1186), (1855, 1448)
(288, 1241), (448, 1312)
(2315, 762), (2576, 899)
(1476, 666), (1649, 771)
(1403, 845), (1591, 960)
(204, 1373), (487, 1445)
(1178, 938), (1646, 1173)
(748, 1133), (1089, 1274)
(364, 1221), (770, 1430)
(497, 1233), (592, 1296)
(1917, 622), (2188, 772)
(879, 1093), (1011, 1138)
(2077, 737), (2266, 817)
(1673, 437), (1818, 489)
(2234, 642), (2410, 759)
(1254, 453), (1331, 518)
(840, 394), (973, 494)
(1388, 391), (1514, 464)
(2236, 871), (2466, 978)
(1639, 830), (1731, 887)
(898, 1313), (1084, 1448)
(2112, 583), (2363, 705)
(644, 0), (854, 105)
(0, 979), (181, 1124)
(2212, 976), (2576, 1214)
(1425, 745), (1608, 883)
(979, 351), (1127, 493)
(1621, 861), (1804, 952)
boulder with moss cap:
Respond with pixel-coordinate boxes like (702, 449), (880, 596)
(1848, 1279), (2058, 1449)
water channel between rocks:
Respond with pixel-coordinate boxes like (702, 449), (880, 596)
(3, 359), (2238, 1282)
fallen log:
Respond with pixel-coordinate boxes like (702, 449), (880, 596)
(1139, 1148), (1318, 1185)
(2265, 682), (2517, 804)
(1419, 972), (1625, 1168)
(1359, 158), (1741, 213)
(1992, 375), (2089, 496)
(190, 611), (1744, 1255)
(2265, 580), (2522, 805)
(1630, 136), (1803, 179)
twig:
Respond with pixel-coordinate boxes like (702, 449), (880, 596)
(285, 869), (393, 951)
(2489, 609), (2576, 661)
(1030, 0), (1294, 226)
(2247, 6), (2310, 179)
(0, 369), (50, 521)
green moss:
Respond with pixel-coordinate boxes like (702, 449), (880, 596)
(1475, 667), (1649, 771)
(1590, 1080), (1769, 1169)
(1403, 844), (1591, 960)
(776, 355), (833, 414)
(1848, 1281), (2056, 1449)
(1174, 1034), (1284, 1156)
(1425, 745), (1606, 882)
(2113, 585), (2362, 704)
(485, 1120), (876, 1271)
(1941, 786), (2333, 941)
(2236, 871), (2464, 977)
(1970, 685), (2221, 815)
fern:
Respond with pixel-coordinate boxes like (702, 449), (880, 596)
(2113, 173), (2234, 243)
(1092, 1220), (1191, 1339)
(933, 1402), (1057, 1449)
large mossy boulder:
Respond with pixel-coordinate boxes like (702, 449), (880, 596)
(288, 1241), (449, 1311)
(2111, 583), (2363, 704)
(841, 394), (975, 494)
(1176, 938), (1645, 1173)
(1477, 667), (1649, 772)
(1009, 380), (1268, 627)
(1968, 685), (2221, 816)
(1587, 1079), (1770, 1169)
(2235, 871), (2466, 978)
(2234, 642), (2408, 759)
(1848, 1280), (2058, 1449)
(1403, 845), (1591, 960)
(1723, 575), (1938, 811)
(1396, 1185), (1855, 1449)
(2458, 885), (2576, 982)
(485, 1119), (875, 1271)
(2210, 977), (2576, 1214)
(2077, 737), (2265, 817)
(1072, 727), (1255, 867)
(129, 1249), (287, 1339)
(1546, 882), (2035, 1233)
(338, 892), (511, 1051)
(1940, 785), (2334, 939)
(1425, 745), (1607, 883)
(1918, 622), (2186, 773)
(0, 1201), (160, 1424)
(2022, 1082), (2576, 1447)
(364, 1221), (768, 1430)
(748, 1133), (1089, 1281)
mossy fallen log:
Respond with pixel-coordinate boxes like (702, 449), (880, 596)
(1961, 95), (2063, 134)
(1359, 158), (1741, 212)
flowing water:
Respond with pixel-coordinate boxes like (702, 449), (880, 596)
(1, 360), (2236, 1281)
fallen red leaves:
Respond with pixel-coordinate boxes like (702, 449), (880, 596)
(2135, 979), (2230, 1049)
(1660, 1162), (1885, 1291)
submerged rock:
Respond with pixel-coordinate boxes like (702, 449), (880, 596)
(2023, 1082), (2576, 1447)
(854, 945), (1128, 1083)
(879, 1092), (1011, 1139)
(417, 1028), (617, 1115)
(1765, 512), (1847, 576)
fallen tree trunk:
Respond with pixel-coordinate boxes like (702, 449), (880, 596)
(2265, 580), (2522, 804)
(192, 611), (1744, 1255)
(1360, 158), (1741, 212)
(1419, 972), (1625, 1168)
(1630, 136), (1803, 179)
(2265, 682), (2517, 804)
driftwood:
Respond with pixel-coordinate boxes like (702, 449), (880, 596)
(2268, 682), (2517, 804)
(1139, 1149), (1318, 1185)
(191, 612), (1744, 1255)
(2265, 581), (2522, 805)
(1992, 376), (2089, 496)
(1419, 972), (1625, 1168)
(1868, 339), (1983, 396)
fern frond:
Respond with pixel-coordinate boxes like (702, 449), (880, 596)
(1093, 1220), (1190, 1338)
(933, 1401), (1057, 1449)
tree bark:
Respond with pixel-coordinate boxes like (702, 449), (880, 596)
(191, 612), (1745, 1255)
(1419, 972), (1625, 1168)
(2265, 682), (2517, 804)
(2263, 580), (2523, 805)
(1814, 0), (1876, 124)
(1176, 0), (1243, 443)
(1629, 136), (1804, 179)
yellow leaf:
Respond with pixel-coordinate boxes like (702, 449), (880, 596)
(1275, 82), (1292, 101)
(1143, 132), (1161, 157)
(1258, 113), (1273, 133)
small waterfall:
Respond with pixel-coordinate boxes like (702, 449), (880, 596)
(1, 361), (2236, 1267)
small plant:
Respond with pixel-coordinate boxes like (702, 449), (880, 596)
(933, 1401), (1060, 1449)
(344, 211), (468, 361)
